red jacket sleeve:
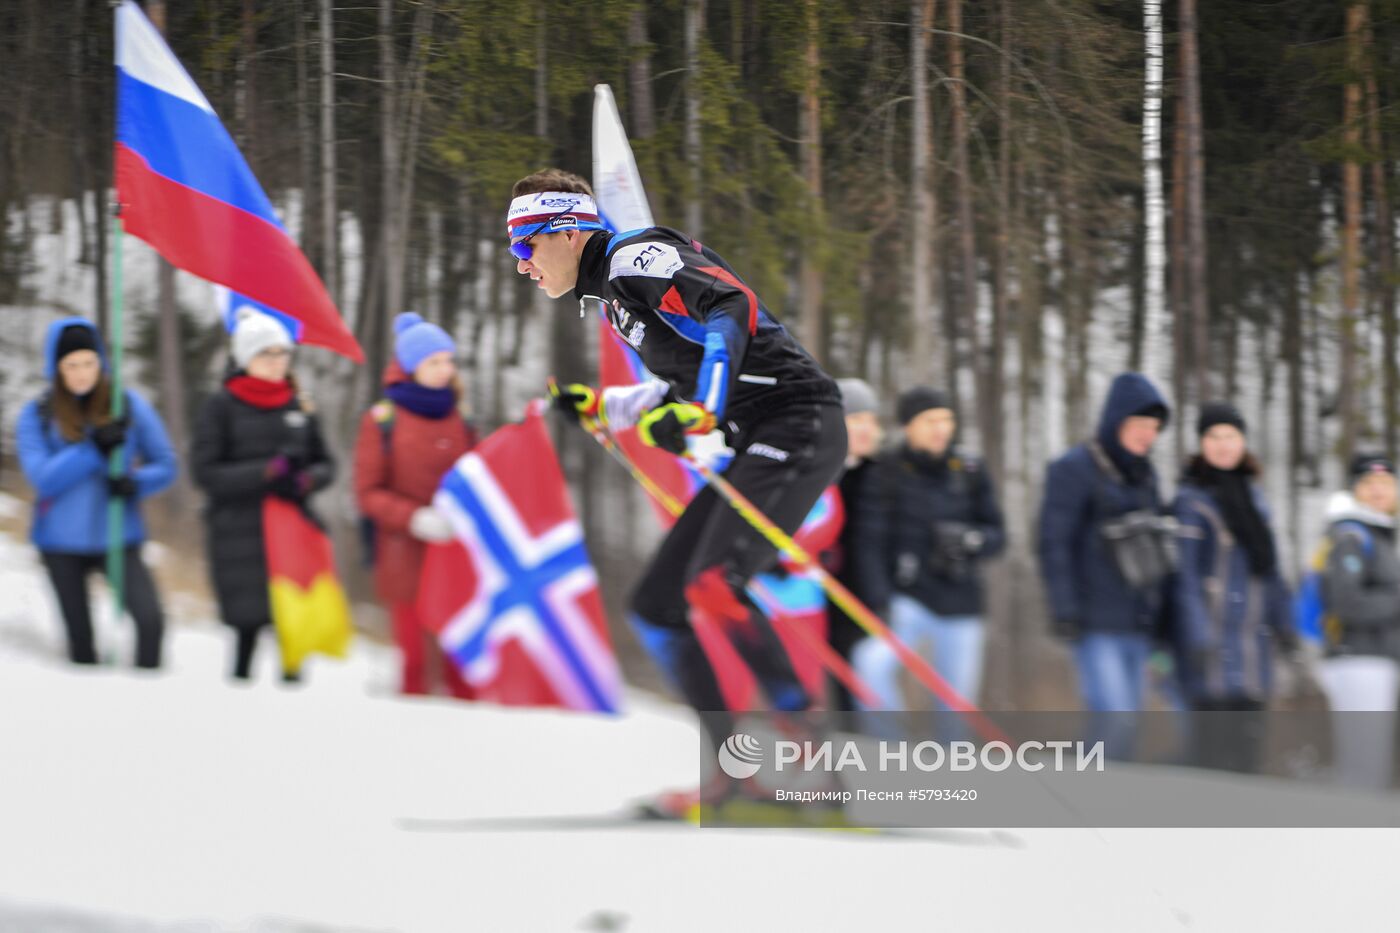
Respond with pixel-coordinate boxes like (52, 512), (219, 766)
(352, 408), (420, 533)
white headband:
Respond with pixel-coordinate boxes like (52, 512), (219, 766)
(506, 191), (605, 238)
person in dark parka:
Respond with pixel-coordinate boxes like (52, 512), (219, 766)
(1173, 402), (1294, 708)
(852, 387), (1006, 717)
(191, 308), (335, 682)
(1173, 402), (1294, 772)
(1037, 373), (1171, 754)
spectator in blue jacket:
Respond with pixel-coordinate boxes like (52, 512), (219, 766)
(15, 318), (178, 668)
(1037, 373), (1172, 755)
(1173, 402), (1294, 772)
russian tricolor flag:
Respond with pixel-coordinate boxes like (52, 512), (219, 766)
(114, 0), (362, 362)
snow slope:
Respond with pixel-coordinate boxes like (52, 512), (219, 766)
(0, 519), (1397, 932)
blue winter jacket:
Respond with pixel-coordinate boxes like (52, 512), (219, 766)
(16, 318), (178, 553)
(1036, 373), (1171, 636)
(1172, 480), (1291, 701)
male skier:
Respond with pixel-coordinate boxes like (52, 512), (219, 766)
(508, 169), (846, 800)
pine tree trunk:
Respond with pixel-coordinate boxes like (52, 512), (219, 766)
(1180, 0), (1209, 406)
(1285, 267), (1304, 559)
(380, 0), (403, 371)
(799, 0), (825, 362)
(1363, 11), (1397, 458)
(987, 0), (1011, 482)
(320, 0), (338, 306)
(238, 0), (258, 164)
(685, 0), (705, 237)
(146, 0), (188, 502)
(293, 0), (318, 264)
(1340, 2), (1365, 462)
(949, 0), (982, 443)
(910, 0), (941, 386)
(70, 0), (103, 329)
(628, 6), (655, 140)
(1170, 94), (1189, 461)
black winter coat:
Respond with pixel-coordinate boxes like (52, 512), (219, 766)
(853, 444), (1006, 617)
(191, 385), (335, 630)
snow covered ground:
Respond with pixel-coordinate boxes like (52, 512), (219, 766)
(1, 515), (1397, 932)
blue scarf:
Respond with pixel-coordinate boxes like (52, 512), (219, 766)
(385, 380), (456, 419)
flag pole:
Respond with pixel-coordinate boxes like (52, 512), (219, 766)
(106, 202), (127, 629)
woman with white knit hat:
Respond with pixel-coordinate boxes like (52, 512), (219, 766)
(191, 308), (336, 682)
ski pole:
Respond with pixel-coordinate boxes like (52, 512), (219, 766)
(683, 453), (1011, 745)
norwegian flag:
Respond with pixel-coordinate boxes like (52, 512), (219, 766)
(417, 404), (623, 713)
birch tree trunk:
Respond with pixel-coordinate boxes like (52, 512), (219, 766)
(1142, 0), (1167, 387)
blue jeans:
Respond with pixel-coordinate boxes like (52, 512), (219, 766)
(1074, 631), (1150, 759)
(852, 595), (983, 736)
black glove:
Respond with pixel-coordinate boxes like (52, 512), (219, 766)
(638, 402), (713, 456)
(546, 380), (599, 426)
(264, 454), (311, 501)
(107, 475), (138, 499)
(266, 469), (311, 501)
(1051, 616), (1081, 641)
(90, 418), (129, 456)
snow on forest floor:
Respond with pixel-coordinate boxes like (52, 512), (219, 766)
(0, 510), (1397, 932)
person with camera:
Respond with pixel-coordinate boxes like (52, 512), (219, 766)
(851, 387), (1005, 724)
(1037, 372), (1173, 757)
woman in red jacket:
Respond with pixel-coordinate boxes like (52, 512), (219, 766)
(354, 313), (477, 696)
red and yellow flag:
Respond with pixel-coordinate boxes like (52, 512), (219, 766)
(263, 498), (353, 672)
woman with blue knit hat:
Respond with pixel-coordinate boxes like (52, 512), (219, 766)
(191, 308), (336, 682)
(16, 317), (177, 668)
(354, 312), (477, 697)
